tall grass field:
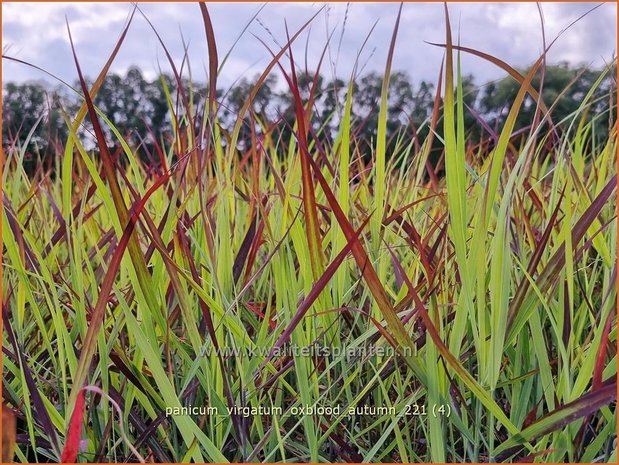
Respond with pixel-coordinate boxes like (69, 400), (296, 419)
(1, 3), (617, 463)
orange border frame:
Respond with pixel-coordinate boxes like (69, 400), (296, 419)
(0, 1), (617, 464)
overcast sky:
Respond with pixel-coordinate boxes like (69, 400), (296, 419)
(2, 2), (617, 91)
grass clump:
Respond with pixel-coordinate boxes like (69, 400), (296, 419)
(2, 4), (617, 463)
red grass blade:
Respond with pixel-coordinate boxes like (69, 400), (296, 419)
(60, 389), (85, 463)
(593, 306), (615, 391)
(198, 3), (218, 116)
(280, 31), (326, 277)
(427, 42), (552, 125)
(2, 405), (16, 463)
(229, 7), (324, 150)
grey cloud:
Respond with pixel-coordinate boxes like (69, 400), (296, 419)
(2, 2), (616, 90)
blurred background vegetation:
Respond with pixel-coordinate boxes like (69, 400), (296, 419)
(3, 61), (615, 176)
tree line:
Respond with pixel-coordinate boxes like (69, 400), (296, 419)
(2, 61), (614, 174)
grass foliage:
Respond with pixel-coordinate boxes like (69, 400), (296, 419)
(2, 4), (617, 463)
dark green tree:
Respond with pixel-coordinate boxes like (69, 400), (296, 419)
(2, 82), (69, 172)
(479, 62), (614, 142)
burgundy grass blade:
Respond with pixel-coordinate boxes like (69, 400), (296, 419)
(60, 390), (85, 463)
